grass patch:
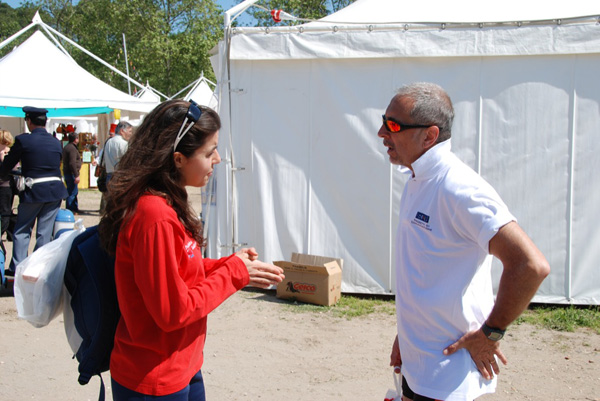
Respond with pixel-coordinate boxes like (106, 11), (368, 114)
(283, 294), (395, 319)
(516, 304), (600, 334)
(282, 294), (600, 334)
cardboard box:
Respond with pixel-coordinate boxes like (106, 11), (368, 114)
(274, 253), (343, 306)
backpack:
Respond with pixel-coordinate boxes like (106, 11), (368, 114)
(63, 225), (118, 401)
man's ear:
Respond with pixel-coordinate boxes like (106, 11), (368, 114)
(423, 125), (440, 149)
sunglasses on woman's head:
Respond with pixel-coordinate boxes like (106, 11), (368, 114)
(174, 101), (202, 152)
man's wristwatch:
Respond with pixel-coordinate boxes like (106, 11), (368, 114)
(481, 322), (506, 341)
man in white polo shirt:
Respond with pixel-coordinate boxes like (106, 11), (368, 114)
(379, 83), (550, 401)
(104, 121), (133, 184)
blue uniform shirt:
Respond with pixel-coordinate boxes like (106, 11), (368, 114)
(0, 127), (68, 203)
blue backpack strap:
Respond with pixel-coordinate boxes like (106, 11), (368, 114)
(98, 374), (106, 401)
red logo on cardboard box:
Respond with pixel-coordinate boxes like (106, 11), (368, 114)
(286, 281), (316, 294)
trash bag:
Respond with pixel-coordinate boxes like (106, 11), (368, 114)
(14, 220), (85, 328)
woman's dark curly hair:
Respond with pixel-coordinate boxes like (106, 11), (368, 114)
(98, 99), (221, 255)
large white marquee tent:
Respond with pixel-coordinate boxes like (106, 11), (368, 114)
(210, 0), (600, 304)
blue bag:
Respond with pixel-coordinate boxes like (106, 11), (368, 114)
(63, 225), (118, 401)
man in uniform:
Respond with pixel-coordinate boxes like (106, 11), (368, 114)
(0, 106), (67, 276)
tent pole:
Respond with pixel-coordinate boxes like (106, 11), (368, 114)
(145, 86), (169, 100)
(172, 78), (200, 100)
(203, 76), (217, 87)
(224, 0), (260, 26)
(172, 73), (218, 100)
(0, 21), (36, 51)
(39, 24), (74, 60)
(183, 73), (205, 101)
(123, 33), (132, 95)
(41, 22), (146, 92)
(565, 82), (577, 303)
(226, 27), (236, 255)
(220, 1), (259, 254)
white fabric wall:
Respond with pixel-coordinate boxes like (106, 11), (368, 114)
(212, 14), (600, 304)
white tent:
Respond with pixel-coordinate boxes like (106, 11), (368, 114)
(0, 31), (158, 116)
(0, 13), (160, 141)
(170, 74), (218, 108)
(134, 85), (162, 105)
(185, 76), (218, 109)
(212, 0), (600, 304)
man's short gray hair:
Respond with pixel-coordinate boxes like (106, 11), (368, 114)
(115, 121), (133, 136)
(396, 82), (454, 143)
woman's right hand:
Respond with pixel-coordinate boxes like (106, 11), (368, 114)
(235, 249), (285, 289)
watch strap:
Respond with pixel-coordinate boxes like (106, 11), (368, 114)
(481, 322), (506, 341)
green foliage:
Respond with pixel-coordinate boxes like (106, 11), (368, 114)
(241, 0), (356, 27)
(0, 3), (22, 41)
(0, 1), (39, 46)
(1, 0), (224, 97)
(243, 0), (355, 26)
(516, 305), (600, 334)
(65, 0), (224, 96)
(253, 0), (328, 25)
(0, 0), (357, 96)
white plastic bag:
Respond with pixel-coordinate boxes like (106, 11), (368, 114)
(14, 220), (85, 328)
(384, 367), (403, 401)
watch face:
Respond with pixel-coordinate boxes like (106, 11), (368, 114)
(488, 331), (503, 341)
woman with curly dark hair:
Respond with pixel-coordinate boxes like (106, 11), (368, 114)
(98, 99), (284, 401)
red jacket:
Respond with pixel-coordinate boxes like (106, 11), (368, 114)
(110, 195), (249, 395)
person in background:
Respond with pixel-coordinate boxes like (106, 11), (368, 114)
(103, 120), (133, 184)
(90, 133), (98, 158)
(97, 129), (116, 162)
(62, 132), (82, 214)
(95, 129), (116, 214)
(98, 99), (285, 401)
(94, 129), (115, 168)
(0, 129), (15, 239)
(379, 83), (550, 401)
(0, 106), (67, 277)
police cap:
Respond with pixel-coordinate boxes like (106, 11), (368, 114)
(22, 106), (48, 119)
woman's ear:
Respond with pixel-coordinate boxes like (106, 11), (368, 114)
(173, 152), (184, 169)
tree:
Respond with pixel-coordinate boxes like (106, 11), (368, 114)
(1, 0), (355, 97)
(2, 0), (223, 97)
(0, 3), (22, 43)
(123, 0), (223, 96)
(0, 1), (41, 52)
(242, 0), (357, 27)
(65, 0), (224, 96)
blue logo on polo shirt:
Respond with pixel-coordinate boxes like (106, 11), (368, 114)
(415, 212), (430, 223)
